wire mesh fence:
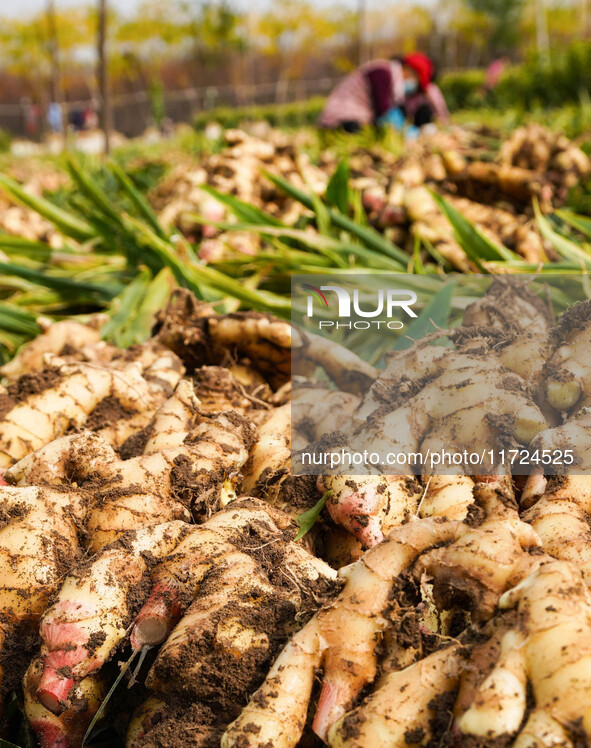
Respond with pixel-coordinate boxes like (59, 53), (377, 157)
(0, 76), (338, 138)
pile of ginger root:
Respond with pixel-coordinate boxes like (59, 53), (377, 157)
(1, 124), (589, 277)
(0, 290), (340, 748)
(226, 277), (591, 748)
(4, 280), (591, 748)
(145, 124), (590, 274)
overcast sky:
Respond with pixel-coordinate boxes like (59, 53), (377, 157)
(5, 0), (139, 17)
(3, 0), (334, 18)
(2, 0), (89, 17)
(2, 0), (437, 19)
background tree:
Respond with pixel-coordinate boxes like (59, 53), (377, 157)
(0, 0), (590, 130)
(97, 0), (111, 153)
(255, 0), (355, 87)
(0, 7), (92, 104)
(114, 0), (189, 119)
(463, 0), (526, 55)
(46, 0), (62, 109)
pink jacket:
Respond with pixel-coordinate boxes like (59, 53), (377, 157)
(406, 84), (449, 121)
(319, 59), (448, 128)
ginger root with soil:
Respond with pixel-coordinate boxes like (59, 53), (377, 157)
(4, 285), (591, 748)
(457, 561), (591, 746)
(0, 298), (341, 748)
(223, 477), (547, 747)
(223, 282), (591, 748)
(25, 496), (335, 747)
(313, 282), (551, 545)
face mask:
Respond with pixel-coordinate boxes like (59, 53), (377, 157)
(405, 79), (418, 95)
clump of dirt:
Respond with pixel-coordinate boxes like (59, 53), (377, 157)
(0, 369), (63, 420)
(119, 424), (154, 460)
(567, 717), (589, 748)
(256, 472), (319, 514)
(0, 622), (40, 694)
(7, 369), (63, 400)
(137, 702), (224, 748)
(331, 709), (366, 742)
(124, 566), (156, 621)
(170, 454), (216, 512)
(405, 726), (426, 744)
(0, 394), (14, 421)
(235, 522), (338, 614)
(153, 290), (216, 372)
(552, 298), (591, 344)
(149, 585), (294, 711)
(86, 397), (134, 431)
(463, 501), (486, 528)
(424, 688), (458, 747)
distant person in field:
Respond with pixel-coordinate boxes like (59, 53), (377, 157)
(485, 57), (509, 92)
(47, 102), (63, 134)
(319, 52), (449, 133)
